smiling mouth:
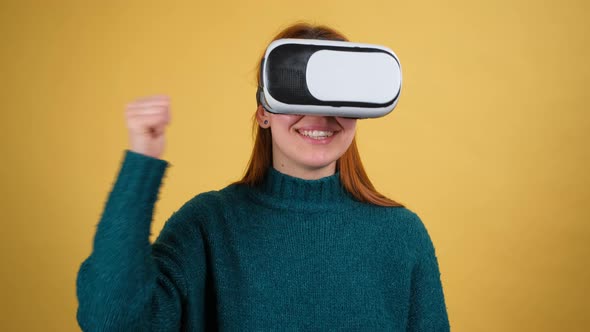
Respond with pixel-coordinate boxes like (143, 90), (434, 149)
(297, 129), (335, 140)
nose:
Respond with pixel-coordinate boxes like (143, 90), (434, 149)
(303, 115), (335, 123)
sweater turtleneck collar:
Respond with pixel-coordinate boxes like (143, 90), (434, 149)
(250, 167), (357, 211)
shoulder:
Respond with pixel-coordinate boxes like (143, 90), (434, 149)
(389, 207), (439, 258)
(390, 207), (430, 238)
(178, 183), (248, 216)
(357, 204), (425, 231)
(360, 205), (436, 253)
(158, 184), (244, 236)
(188, 183), (243, 204)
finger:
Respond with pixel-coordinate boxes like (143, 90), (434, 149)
(127, 95), (170, 107)
(126, 100), (170, 109)
(125, 106), (168, 116)
(128, 115), (169, 132)
(131, 95), (170, 103)
(152, 125), (166, 136)
(126, 115), (169, 130)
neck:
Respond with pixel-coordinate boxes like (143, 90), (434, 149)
(272, 153), (336, 180)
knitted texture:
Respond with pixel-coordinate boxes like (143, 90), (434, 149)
(76, 150), (450, 331)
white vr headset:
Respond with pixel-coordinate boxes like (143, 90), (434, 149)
(257, 38), (402, 118)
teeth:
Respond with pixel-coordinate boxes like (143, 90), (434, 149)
(298, 130), (334, 139)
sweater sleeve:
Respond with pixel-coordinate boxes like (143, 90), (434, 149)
(76, 150), (205, 331)
(406, 214), (451, 332)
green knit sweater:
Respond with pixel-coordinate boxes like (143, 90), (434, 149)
(76, 150), (450, 331)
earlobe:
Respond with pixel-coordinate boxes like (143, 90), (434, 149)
(256, 105), (270, 128)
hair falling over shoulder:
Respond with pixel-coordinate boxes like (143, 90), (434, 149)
(233, 22), (404, 207)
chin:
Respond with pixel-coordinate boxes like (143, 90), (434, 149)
(299, 159), (338, 171)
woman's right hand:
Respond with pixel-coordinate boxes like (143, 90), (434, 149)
(124, 95), (171, 160)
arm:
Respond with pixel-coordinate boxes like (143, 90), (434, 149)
(407, 215), (451, 331)
(76, 150), (204, 331)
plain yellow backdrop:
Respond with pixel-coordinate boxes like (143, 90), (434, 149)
(1, 0), (588, 331)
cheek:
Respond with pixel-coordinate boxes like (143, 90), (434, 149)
(270, 114), (304, 128)
(338, 119), (357, 152)
(337, 118), (357, 133)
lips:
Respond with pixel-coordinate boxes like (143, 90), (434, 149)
(297, 129), (334, 140)
(294, 126), (340, 144)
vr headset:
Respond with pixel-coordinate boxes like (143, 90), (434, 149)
(256, 38), (402, 118)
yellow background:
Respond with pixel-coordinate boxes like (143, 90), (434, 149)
(1, 0), (588, 331)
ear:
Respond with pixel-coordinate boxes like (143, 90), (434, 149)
(256, 105), (270, 128)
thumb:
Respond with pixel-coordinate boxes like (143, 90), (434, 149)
(149, 125), (166, 137)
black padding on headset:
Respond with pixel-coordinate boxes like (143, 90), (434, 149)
(266, 44), (316, 105)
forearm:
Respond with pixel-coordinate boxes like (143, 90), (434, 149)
(76, 150), (169, 330)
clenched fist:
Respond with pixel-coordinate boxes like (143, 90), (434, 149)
(124, 95), (171, 160)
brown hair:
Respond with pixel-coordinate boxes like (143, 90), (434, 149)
(234, 22), (403, 207)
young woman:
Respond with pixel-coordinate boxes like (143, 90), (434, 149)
(76, 23), (450, 331)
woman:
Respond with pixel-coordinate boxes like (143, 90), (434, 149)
(76, 23), (450, 331)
